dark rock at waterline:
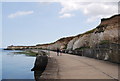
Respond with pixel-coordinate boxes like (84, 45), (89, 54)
(31, 54), (48, 70)
(31, 51), (48, 81)
(31, 55), (48, 71)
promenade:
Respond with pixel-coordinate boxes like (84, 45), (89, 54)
(41, 51), (118, 80)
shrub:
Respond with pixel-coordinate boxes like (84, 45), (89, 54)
(100, 40), (110, 45)
(75, 46), (90, 50)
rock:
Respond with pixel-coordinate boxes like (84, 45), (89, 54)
(36, 37), (74, 50)
(31, 53), (48, 71)
(73, 34), (91, 50)
(67, 37), (79, 50)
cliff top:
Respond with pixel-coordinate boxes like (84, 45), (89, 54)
(7, 14), (119, 48)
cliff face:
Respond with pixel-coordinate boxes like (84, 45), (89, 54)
(35, 14), (119, 52)
(67, 37), (79, 50)
(67, 14), (119, 50)
(6, 14), (119, 50)
(36, 37), (74, 50)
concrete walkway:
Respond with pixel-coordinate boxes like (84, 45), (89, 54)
(43, 51), (119, 80)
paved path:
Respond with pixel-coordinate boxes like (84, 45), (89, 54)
(47, 51), (118, 79)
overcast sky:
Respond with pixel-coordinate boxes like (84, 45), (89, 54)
(1, 0), (119, 48)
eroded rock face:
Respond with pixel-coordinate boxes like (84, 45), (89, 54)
(6, 14), (119, 53)
(70, 14), (119, 50)
(48, 41), (63, 50)
(36, 37), (74, 50)
(73, 34), (91, 50)
(67, 37), (79, 50)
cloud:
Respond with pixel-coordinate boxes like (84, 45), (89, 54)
(58, 2), (118, 22)
(8, 11), (34, 18)
(59, 13), (74, 18)
(59, 2), (80, 14)
(81, 3), (118, 22)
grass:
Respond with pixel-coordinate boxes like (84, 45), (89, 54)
(77, 28), (96, 37)
(99, 40), (110, 45)
(84, 29), (96, 34)
(75, 46), (90, 50)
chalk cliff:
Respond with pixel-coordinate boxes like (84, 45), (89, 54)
(35, 15), (119, 51)
(5, 14), (119, 63)
(67, 14), (119, 50)
(6, 14), (119, 50)
(36, 37), (74, 50)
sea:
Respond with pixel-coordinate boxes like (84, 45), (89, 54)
(0, 48), (36, 80)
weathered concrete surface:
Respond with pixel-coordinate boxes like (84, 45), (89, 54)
(42, 51), (118, 80)
(41, 57), (59, 79)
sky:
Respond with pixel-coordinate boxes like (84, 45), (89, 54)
(1, 1), (119, 48)
(0, 2), (2, 48)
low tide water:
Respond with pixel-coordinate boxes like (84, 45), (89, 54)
(1, 49), (36, 80)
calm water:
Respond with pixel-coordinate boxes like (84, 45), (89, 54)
(0, 49), (2, 80)
(1, 49), (36, 79)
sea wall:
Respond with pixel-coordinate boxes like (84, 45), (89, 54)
(31, 51), (48, 81)
(70, 43), (119, 63)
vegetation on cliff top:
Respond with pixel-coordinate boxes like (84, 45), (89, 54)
(36, 36), (75, 46)
(75, 46), (90, 50)
(76, 28), (96, 37)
